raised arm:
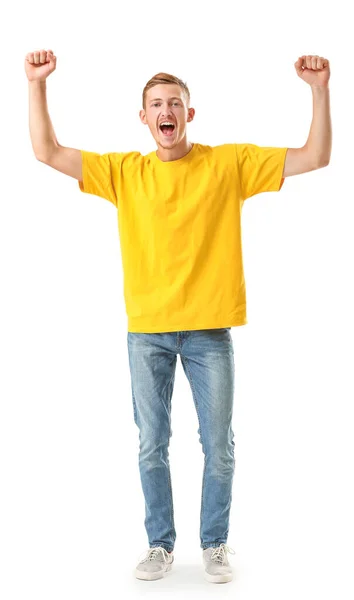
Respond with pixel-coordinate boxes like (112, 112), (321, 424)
(282, 55), (332, 178)
(26, 49), (82, 181)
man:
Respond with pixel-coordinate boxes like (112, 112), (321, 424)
(26, 50), (331, 583)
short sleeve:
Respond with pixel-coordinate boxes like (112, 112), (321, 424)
(235, 144), (288, 201)
(78, 150), (119, 207)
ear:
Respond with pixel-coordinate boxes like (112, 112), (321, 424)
(187, 107), (195, 122)
(139, 109), (146, 124)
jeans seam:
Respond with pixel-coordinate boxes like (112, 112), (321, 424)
(167, 369), (175, 545)
(182, 355), (206, 545)
(132, 388), (138, 424)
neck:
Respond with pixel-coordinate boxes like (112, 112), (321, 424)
(156, 138), (193, 162)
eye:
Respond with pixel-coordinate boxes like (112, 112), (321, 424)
(152, 102), (180, 107)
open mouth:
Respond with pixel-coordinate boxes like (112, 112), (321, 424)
(159, 123), (176, 136)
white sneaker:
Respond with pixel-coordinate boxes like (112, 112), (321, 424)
(134, 546), (174, 581)
(202, 543), (236, 583)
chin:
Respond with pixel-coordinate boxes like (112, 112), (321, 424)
(158, 138), (178, 147)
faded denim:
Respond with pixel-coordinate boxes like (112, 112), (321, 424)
(127, 328), (235, 553)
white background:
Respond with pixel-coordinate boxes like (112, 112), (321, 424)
(1, 0), (353, 598)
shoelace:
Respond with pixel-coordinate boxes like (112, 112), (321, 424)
(210, 543), (236, 564)
(139, 546), (171, 564)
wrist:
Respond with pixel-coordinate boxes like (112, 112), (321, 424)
(28, 78), (47, 85)
(311, 84), (329, 92)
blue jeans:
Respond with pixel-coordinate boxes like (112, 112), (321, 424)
(127, 328), (235, 553)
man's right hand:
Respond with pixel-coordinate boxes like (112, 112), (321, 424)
(25, 49), (57, 82)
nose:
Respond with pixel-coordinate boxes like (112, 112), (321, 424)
(160, 105), (175, 118)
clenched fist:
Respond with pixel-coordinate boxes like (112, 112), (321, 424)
(25, 49), (57, 82)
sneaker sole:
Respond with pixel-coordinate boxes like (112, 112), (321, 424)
(204, 570), (233, 583)
(134, 563), (173, 581)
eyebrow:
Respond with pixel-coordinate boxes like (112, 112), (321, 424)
(150, 97), (182, 103)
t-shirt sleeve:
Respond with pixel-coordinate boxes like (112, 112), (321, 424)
(235, 143), (288, 201)
(78, 150), (120, 207)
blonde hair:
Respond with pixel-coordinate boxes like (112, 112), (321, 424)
(142, 72), (190, 110)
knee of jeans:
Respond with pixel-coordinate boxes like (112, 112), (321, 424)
(139, 434), (171, 461)
(208, 453), (236, 478)
(206, 430), (235, 454)
(205, 440), (235, 472)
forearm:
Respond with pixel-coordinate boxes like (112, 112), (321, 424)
(304, 85), (332, 166)
(28, 80), (59, 160)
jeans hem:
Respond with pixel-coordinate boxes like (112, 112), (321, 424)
(150, 544), (174, 553)
(201, 542), (227, 550)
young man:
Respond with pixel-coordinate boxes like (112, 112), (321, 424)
(26, 50), (331, 583)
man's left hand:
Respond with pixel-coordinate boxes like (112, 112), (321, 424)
(294, 55), (330, 88)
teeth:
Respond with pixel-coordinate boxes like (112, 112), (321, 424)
(160, 122), (174, 126)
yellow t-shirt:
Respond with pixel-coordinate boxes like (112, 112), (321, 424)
(78, 142), (288, 332)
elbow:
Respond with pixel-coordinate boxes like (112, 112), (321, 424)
(34, 142), (59, 164)
(35, 150), (54, 164)
(36, 155), (47, 163)
(319, 159), (330, 168)
(315, 157), (330, 169)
